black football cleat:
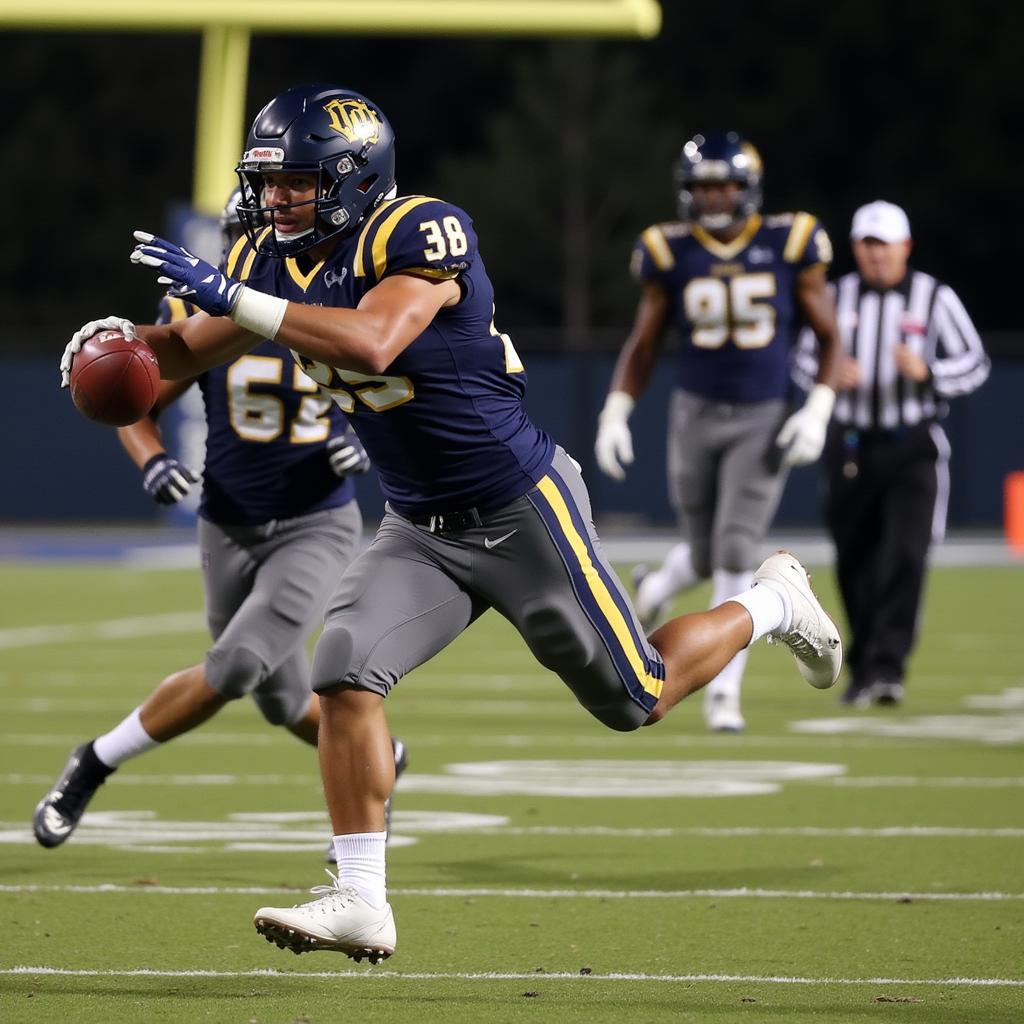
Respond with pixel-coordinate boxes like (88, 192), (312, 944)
(33, 741), (115, 848)
(326, 737), (409, 863)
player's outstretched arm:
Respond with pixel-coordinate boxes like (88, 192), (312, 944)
(274, 273), (461, 375)
(595, 282), (670, 480)
(777, 265), (842, 466)
(117, 378), (201, 505)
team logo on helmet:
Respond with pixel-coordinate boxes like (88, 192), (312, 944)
(323, 98), (381, 145)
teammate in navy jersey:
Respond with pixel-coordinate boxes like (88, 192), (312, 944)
(595, 132), (842, 733)
(36, 192), (407, 853)
(60, 86), (842, 963)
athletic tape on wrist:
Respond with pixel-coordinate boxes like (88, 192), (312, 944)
(231, 287), (288, 340)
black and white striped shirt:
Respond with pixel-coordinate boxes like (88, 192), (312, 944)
(794, 269), (990, 429)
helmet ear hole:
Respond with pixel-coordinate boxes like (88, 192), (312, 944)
(356, 174), (378, 195)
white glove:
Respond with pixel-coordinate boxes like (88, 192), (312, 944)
(60, 316), (138, 388)
(595, 390), (635, 481)
(776, 383), (835, 466)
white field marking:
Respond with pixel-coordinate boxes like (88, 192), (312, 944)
(0, 809), (505, 850)
(0, 731), (939, 751)
(1, 773), (323, 786)
(1, 884), (1021, 903)
(395, 759), (846, 797)
(9, 770), (1022, 791)
(0, 611), (207, 649)
(4, 812), (1021, 843)
(791, 714), (1024, 746)
(3, 966), (1023, 987)
(818, 776), (1024, 788)
(965, 687), (1024, 710)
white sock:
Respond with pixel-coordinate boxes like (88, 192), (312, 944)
(706, 570), (753, 698)
(636, 542), (700, 617)
(730, 583), (790, 645)
(92, 707), (159, 768)
(332, 831), (388, 908)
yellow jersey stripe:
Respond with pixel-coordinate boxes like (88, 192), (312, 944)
(370, 196), (438, 282)
(641, 226), (675, 271)
(164, 296), (191, 323)
(225, 234), (249, 277)
(285, 255), (325, 291)
(535, 476), (663, 700)
(238, 227), (273, 282)
(353, 197), (407, 278)
(783, 212), (816, 263)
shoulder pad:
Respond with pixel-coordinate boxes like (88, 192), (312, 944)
(225, 229), (270, 282)
(157, 294), (199, 325)
(353, 196), (477, 285)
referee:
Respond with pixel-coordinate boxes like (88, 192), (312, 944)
(794, 200), (990, 708)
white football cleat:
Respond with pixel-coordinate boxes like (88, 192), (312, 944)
(704, 692), (746, 733)
(254, 871), (396, 963)
(753, 551), (842, 689)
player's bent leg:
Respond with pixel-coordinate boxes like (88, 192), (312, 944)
(139, 663), (229, 741)
(645, 602), (756, 725)
(33, 663), (226, 848)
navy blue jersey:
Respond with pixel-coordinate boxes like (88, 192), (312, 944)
(226, 195), (555, 516)
(157, 297), (356, 526)
(632, 213), (833, 403)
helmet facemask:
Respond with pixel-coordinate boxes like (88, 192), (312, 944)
(676, 134), (763, 230)
(235, 85), (396, 259)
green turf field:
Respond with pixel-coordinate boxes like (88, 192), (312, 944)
(1, 558), (1021, 1023)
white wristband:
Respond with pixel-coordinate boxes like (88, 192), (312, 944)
(805, 383), (836, 423)
(230, 286), (288, 340)
(599, 390), (635, 424)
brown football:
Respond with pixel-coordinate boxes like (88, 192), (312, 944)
(69, 330), (160, 426)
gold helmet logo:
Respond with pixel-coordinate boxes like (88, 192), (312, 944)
(323, 98), (380, 145)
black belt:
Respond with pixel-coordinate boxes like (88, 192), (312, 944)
(400, 507), (484, 534)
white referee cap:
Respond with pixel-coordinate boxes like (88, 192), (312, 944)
(850, 200), (911, 243)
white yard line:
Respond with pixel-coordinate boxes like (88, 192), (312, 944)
(2, 966), (1021, 986)
(0, 612), (206, 649)
(1, 883), (1020, 901)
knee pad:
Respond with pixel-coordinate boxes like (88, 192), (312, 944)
(252, 686), (309, 727)
(310, 625), (391, 696)
(205, 646), (267, 700)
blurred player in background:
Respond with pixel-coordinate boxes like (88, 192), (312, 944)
(594, 132), (841, 733)
(35, 190), (407, 853)
(60, 85), (842, 964)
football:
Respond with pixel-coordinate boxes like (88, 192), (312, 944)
(69, 330), (161, 426)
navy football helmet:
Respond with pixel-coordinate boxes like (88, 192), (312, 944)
(676, 132), (763, 230)
(235, 83), (396, 257)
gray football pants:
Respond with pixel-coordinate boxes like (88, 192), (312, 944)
(667, 390), (790, 577)
(310, 448), (665, 732)
(199, 502), (362, 725)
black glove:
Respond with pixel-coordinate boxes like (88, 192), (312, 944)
(141, 453), (200, 505)
(326, 428), (370, 477)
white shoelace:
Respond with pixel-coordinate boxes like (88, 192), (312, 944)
(296, 869), (361, 915)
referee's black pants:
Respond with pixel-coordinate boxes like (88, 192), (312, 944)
(822, 421), (941, 691)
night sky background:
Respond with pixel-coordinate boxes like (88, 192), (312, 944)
(2, 2), (1021, 354)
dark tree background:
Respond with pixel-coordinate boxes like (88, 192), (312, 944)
(2, 1), (1021, 354)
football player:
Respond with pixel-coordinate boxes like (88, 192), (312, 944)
(35, 188), (407, 854)
(60, 86), (842, 964)
(594, 132), (842, 733)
